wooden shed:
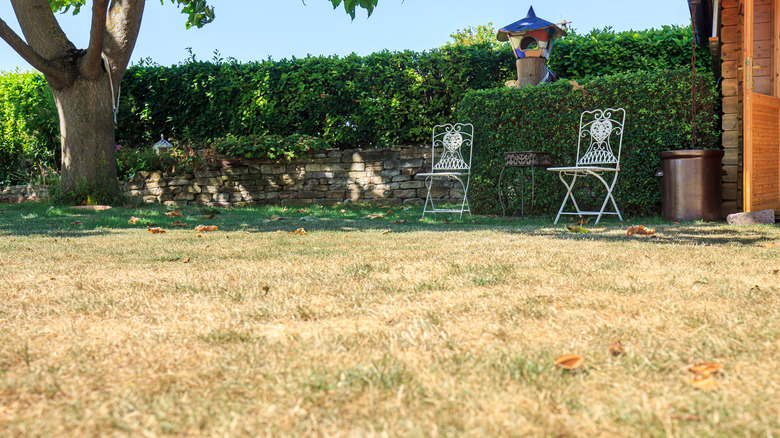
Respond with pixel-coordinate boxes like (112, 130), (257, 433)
(698, 0), (780, 214)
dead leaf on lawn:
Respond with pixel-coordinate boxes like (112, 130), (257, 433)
(145, 221), (159, 227)
(363, 213), (384, 219)
(688, 362), (723, 377)
(290, 228), (307, 236)
(182, 257), (191, 263)
(759, 242), (780, 248)
(627, 225), (656, 236)
(201, 214), (217, 220)
(391, 220), (408, 224)
(147, 226), (166, 234)
(381, 230), (389, 235)
(165, 210), (183, 217)
(554, 354), (585, 370)
(170, 220), (189, 228)
(690, 374), (718, 391)
(270, 215), (284, 221)
(386, 209), (394, 216)
(296, 209), (308, 214)
(71, 220), (83, 225)
(608, 340), (625, 356)
(576, 216), (590, 225)
(340, 209), (346, 214)
(194, 225), (218, 232)
(128, 216), (141, 224)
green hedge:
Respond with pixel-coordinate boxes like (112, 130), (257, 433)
(1, 25), (711, 187)
(548, 26), (710, 79)
(457, 70), (719, 217)
(117, 45), (512, 148)
(0, 71), (59, 183)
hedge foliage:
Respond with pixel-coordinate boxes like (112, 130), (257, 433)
(116, 45), (512, 148)
(1, 25), (712, 189)
(548, 26), (710, 79)
(457, 70), (719, 217)
(0, 71), (59, 184)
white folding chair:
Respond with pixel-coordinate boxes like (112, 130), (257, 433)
(417, 123), (473, 218)
(547, 108), (626, 225)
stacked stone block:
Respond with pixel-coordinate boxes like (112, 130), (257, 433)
(119, 146), (463, 207)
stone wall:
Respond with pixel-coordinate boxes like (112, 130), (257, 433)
(0, 184), (49, 204)
(121, 146), (462, 207)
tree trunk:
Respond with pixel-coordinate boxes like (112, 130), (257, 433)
(51, 74), (119, 199)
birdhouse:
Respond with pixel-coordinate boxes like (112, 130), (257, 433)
(497, 6), (567, 60)
(152, 134), (174, 156)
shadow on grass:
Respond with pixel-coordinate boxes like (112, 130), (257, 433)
(1, 202), (778, 247)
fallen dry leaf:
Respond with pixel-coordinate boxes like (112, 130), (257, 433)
(296, 209), (307, 214)
(626, 225), (656, 236)
(165, 210), (183, 217)
(363, 213), (384, 219)
(71, 220), (83, 225)
(170, 220), (189, 228)
(391, 220), (408, 224)
(688, 362), (723, 377)
(690, 374), (718, 391)
(608, 340), (625, 356)
(554, 354), (585, 370)
(182, 257), (191, 263)
(576, 216), (590, 225)
(194, 225), (218, 232)
(386, 209), (394, 216)
(381, 230), (389, 235)
(147, 226), (166, 234)
(128, 216), (141, 224)
(201, 214), (217, 220)
(291, 228), (307, 236)
(759, 242), (780, 248)
(340, 209), (347, 214)
(269, 215), (284, 221)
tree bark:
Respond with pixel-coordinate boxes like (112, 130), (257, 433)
(2, 0), (144, 202)
(52, 75), (119, 198)
(515, 58), (548, 88)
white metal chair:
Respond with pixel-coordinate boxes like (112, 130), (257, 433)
(547, 108), (626, 224)
(418, 123), (474, 218)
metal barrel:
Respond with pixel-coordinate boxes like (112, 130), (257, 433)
(658, 149), (724, 221)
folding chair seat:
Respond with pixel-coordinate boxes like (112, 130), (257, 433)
(547, 108), (626, 225)
(417, 123), (474, 218)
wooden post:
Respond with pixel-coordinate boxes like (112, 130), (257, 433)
(515, 58), (548, 87)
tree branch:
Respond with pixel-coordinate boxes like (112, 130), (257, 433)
(0, 16), (70, 84)
(82, 0), (111, 79)
(103, 0), (145, 90)
(9, 0), (76, 88)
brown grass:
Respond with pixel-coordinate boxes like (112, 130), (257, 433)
(1, 223), (779, 436)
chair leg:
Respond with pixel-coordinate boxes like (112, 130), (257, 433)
(588, 171), (622, 225)
(422, 176), (434, 219)
(553, 173), (582, 224)
(457, 175), (471, 218)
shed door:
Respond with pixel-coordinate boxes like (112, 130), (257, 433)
(743, 0), (780, 212)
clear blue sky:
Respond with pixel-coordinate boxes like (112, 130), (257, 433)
(0, 0), (693, 72)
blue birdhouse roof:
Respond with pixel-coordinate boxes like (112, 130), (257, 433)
(497, 6), (567, 42)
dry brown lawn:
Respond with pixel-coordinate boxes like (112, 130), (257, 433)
(1, 213), (779, 437)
